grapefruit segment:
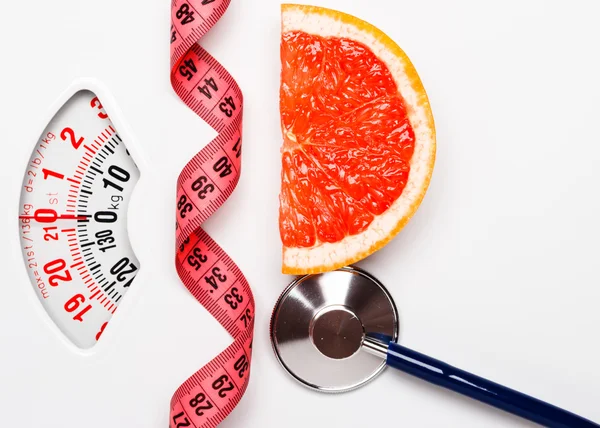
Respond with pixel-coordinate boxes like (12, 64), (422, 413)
(280, 4), (436, 274)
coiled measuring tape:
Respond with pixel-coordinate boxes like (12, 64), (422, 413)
(170, 0), (254, 426)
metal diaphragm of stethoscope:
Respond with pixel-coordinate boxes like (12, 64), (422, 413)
(270, 266), (599, 428)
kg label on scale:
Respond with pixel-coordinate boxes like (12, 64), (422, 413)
(19, 90), (140, 349)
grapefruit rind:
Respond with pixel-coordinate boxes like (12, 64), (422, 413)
(281, 4), (436, 274)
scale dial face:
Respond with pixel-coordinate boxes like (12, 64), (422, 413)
(19, 90), (140, 349)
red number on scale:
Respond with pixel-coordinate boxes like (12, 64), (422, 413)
(43, 259), (72, 287)
(60, 127), (84, 149)
(95, 322), (108, 341)
(43, 226), (58, 241)
(34, 208), (57, 223)
(90, 97), (109, 119)
(42, 168), (64, 181)
(64, 294), (92, 322)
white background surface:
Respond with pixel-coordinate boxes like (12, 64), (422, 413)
(1, 0), (599, 427)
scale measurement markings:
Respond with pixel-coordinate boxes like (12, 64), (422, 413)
(69, 124), (128, 313)
(19, 110), (135, 351)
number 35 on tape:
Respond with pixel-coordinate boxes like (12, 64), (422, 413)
(170, 0), (254, 427)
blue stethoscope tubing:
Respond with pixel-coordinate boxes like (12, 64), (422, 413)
(375, 338), (599, 427)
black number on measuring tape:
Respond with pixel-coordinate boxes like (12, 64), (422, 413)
(179, 59), (197, 81)
(191, 175), (215, 199)
(187, 247), (208, 271)
(224, 287), (243, 310)
(188, 392), (214, 417)
(172, 412), (191, 427)
(204, 266), (227, 290)
(60, 127), (84, 149)
(179, 237), (190, 253)
(219, 96), (236, 118)
(110, 257), (138, 287)
(178, 195), (194, 219)
(231, 137), (241, 159)
(201, 0), (216, 5)
(213, 156), (232, 178)
(234, 354), (249, 378)
(197, 77), (218, 99)
(44, 258), (72, 287)
(170, 25), (177, 44)
(240, 307), (252, 328)
(176, 3), (195, 25)
(212, 375), (234, 398)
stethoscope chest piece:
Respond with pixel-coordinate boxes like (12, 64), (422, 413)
(270, 266), (398, 392)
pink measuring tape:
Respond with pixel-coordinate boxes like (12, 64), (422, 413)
(170, 0), (254, 426)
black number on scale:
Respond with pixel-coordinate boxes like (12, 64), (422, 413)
(219, 96), (236, 118)
(197, 77), (218, 99)
(96, 229), (116, 253)
(179, 59), (197, 81)
(212, 374), (234, 398)
(234, 354), (249, 378)
(94, 211), (118, 223)
(110, 257), (138, 287)
(224, 287), (243, 310)
(204, 267), (227, 290)
(171, 412), (191, 427)
(187, 247), (207, 271)
(213, 156), (232, 178)
(103, 165), (130, 192)
(176, 3), (195, 25)
(188, 392), (214, 417)
(177, 195), (193, 219)
(191, 176), (215, 199)
(240, 307), (252, 328)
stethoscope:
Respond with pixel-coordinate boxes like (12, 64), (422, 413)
(270, 266), (599, 428)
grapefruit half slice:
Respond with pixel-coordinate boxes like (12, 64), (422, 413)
(279, 4), (436, 274)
